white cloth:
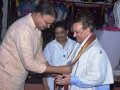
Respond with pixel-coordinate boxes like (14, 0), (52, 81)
(43, 38), (76, 90)
(68, 36), (114, 90)
(0, 13), (46, 90)
(95, 30), (120, 70)
(113, 0), (120, 28)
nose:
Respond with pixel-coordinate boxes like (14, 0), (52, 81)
(73, 32), (76, 37)
(58, 34), (62, 37)
(47, 24), (51, 28)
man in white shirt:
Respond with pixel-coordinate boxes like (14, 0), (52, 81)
(55, 12), (114, 90)
(43, 21), (76, 90)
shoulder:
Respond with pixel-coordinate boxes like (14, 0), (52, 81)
(10, 15), (34, 33)
(10, 17), (29, 29)
(45, 40), (56, 48)
(68, 38), (76, 44)
(89, 40), (106, 56)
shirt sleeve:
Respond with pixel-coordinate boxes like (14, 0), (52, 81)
(14, 26), (46, 73)
(35, 36), (47, 64)
(71, 76), (110, 89)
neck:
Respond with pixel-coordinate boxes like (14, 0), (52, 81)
(59, 40), (67, 48)
(83, 33), (92, 41)
(31, 13), (39, 29)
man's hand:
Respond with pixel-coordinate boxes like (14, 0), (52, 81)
(58, 65), (72, 74)
(55, 74), (71, 85)
(45, 65), (72, 74)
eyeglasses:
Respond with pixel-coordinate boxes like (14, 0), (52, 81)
(43, 17), (48, 25)
(42, 16), (52, 28)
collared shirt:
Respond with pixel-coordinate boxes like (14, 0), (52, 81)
(43, 38), (76, 66)
(0, 13), (46, 90)
(68, 34), (114, 90)
(43, 38), (76, 90)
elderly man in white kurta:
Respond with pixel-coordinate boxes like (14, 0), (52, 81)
(55, 13), (114, 90)
(0, 2), (72, 90)
(43, 21), (76, 90)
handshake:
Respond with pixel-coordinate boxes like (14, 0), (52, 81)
(50, 65), (72, 90)
(44, 65), (72, 90)
(52, 73), (71, 90)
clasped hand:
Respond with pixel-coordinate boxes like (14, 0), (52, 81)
(54, 74), (71, 85)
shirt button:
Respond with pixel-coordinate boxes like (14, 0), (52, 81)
(63, 55), (66, 57)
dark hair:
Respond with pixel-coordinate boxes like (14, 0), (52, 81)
(54, 21), (68, 31)
(34, 1), (57, 18)
(74, 12), (94, 32)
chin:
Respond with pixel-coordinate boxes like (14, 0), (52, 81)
(38, 27), (44, 30)
(77, 39), (82, 43)
(42, 27), (48, 30)
(37, 27), (41, 30)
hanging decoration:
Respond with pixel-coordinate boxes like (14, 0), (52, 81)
(50, 0), (113, 29)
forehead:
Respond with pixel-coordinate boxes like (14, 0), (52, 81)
(72, 22), (82, 29)
(55, 27), (66, 32)
(71, 22), (82, 32)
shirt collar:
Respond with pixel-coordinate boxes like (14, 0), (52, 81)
(28, 13), (36, 29)
(54, 37), (69, 47)
(81, 33), (92, 47)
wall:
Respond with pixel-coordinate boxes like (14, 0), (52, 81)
(2, 0), (8, 40)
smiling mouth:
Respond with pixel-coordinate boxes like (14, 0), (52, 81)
(58, 37), (63, 39)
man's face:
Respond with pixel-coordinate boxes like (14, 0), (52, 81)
(35, 13), (55, 30)
(72, 22), (87, 43)
(55, 27), (68, 43)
